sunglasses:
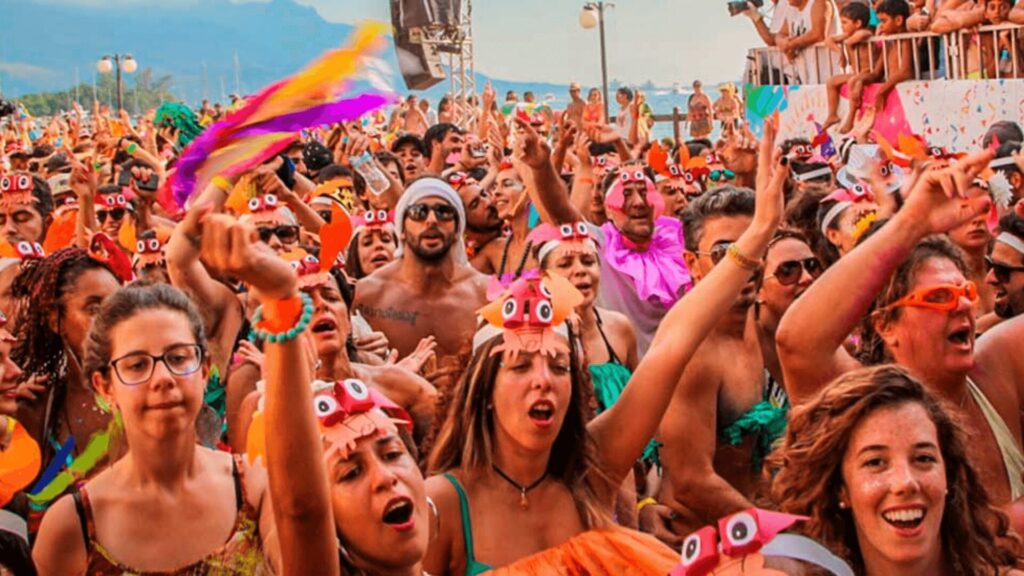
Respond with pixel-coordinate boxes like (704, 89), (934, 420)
(258, 225), (299, 243)
(696, 241), (732, 265)
(96, 208), (126, 223)
(767, 257), (823, 286)
(709, 169), (735, 182)
(883, 282), (978, 313)
(985, 256), (1024, 284)
(405, 202), (457, 223)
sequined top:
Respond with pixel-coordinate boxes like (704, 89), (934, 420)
(72, 454), (272, 575)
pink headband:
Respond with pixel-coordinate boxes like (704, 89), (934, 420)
(605, 169), (665, 219)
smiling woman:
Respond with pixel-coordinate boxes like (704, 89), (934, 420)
(770, 365), (1022, 576)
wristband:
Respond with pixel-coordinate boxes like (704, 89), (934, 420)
(252, 292), (314, 343)
(636, 497), (658, 513)
(126, 142), (138, 156)
(727, 243), (762, 271)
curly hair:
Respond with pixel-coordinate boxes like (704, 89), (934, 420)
(427, 329), (610, 529)
(11, 247), (116, 384)
(855, 235), (968, 366)
(769, 365), (1021, 575)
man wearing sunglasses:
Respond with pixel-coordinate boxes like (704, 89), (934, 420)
(94, 184), (132, 240)
(985, 214), (1024, 322)
(354, 177), (487, 387)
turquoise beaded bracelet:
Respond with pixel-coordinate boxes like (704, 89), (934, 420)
(251, 292), (314, 343)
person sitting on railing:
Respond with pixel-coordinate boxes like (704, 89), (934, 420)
(839, 0), (915, 134)
(932, 0), (1019, 78)
(823, 2), (876, 131)
(741, 0), (840, 84)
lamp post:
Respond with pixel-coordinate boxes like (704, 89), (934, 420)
(580, 2), (612, 123)
(97, 54), (137, 112)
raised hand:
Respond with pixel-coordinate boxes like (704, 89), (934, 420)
(899, 150), (994, 237)
(752, 117), (787, 235)
(513, 116), (552, 169)
(196, 213), (298, 301)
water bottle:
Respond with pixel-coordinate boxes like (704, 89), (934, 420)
(349, 151), (389, 196)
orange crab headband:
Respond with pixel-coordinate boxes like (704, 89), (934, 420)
(0, 240), (45, 262)
(133, 236), (166, 269)
(353, 209), (395, 235)
(312, 379), (413, 463)
(0, 172), (34, 209)
(285, 204), (352, 289)
(671, 508), (853, 576)
(819, 183), (875, 236)
(473, 273), (583, 360)
(527, 222), (598, 264)
(604, 168), (665, 219)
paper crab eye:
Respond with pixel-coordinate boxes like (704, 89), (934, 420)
(721, 511), (760, 554)
(680, 526), (719, 572)
(879, 164), (890, 177)
(501, 299), (519, 321)
(705, 154), (715, 163)
(148, 239), (160, 251)
(116, 194), (126, 205)
(376, 210), (388, 222)
(343, 379), (370, 401)
(248, 198), (261, 211)
(264, 194), (278, 207)
(559, 224), (573, 238)
(105, 196), (116, 207)
(930, 147), (943, 157)
(314, 394), (339, 419)
(0, 177), (10, 191)
(596, 157), (607, 167)
(33, 243), (44, 257)
(633, 170), (645, 180)
(684, 173), (695, 184)
(575, 222), (588, 236)
(137, 240), (146, 252)
(669, 165), (680, 177)
(365, 211), (377, 223)
(16, 174), (30, 189)
(850, 184), (867, 197)
(535, 300), (554, 324)
(15, 241), (31, 256)
(619, 172), (630, 182)
(303, 255), (318, 264)
(289, 261), (300, 270)
(539, 281), (553, 298)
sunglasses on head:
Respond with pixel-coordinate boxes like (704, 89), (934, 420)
(258, 225), (299, 243)
(96, 208), (126, 223)
(986, 256), (1024, 284)
(882, 281), (978, 313)
(405, 202), (457, 223)
(767, 257), (823, 286)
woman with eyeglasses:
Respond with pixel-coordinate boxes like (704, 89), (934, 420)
(777, 151), (1024, 533)
(32, 283), (278, 574)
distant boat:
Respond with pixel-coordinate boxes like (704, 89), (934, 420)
(672, 83), (684, 95)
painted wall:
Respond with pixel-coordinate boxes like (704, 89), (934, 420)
(745, 80), (1024, 150)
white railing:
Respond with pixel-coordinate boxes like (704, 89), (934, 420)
(746, 24), (1024, 86)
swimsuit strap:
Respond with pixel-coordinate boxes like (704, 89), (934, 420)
(966, 377), (1024, 500)
(592, 308), (623, 366)
(231, 454), (244, 512)
(72, 487), (96, 553)
(441, 473), (492, 576)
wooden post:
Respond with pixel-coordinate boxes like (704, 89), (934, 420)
(672, 106), (681, 144)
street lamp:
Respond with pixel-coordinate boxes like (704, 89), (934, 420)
(97, 54), (137, 112)
(580, 2), (612, 123)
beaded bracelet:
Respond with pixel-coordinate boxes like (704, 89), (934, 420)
(251, 292), (314, 343)
(727, 243), (762, 271)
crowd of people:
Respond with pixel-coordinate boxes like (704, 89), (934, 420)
(1, 4), (1024, 572)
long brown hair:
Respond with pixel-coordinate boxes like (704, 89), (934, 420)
(427, 330), (611, 528)
(855, 235), (968, 366)
(769, 365), (1020, 575)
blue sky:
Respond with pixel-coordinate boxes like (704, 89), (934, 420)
(28, 0), (766, 86)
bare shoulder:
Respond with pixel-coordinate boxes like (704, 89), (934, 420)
(33, 492), (88, 573)
(597, 307), (634, 336)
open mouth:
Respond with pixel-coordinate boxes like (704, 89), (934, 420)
(0, 384), (17, 399)
(882, 507), (926, 530)
(528, 399), (555, 426)
(947, 327), (972, 347)
(311, 316), (338, 334)
(370, 253), (391, 266)
(382, 497), (415, 529)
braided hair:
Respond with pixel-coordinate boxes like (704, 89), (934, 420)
(11, 248), (115, 385)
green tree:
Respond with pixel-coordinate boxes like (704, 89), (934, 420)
(15, 68), (177, 116)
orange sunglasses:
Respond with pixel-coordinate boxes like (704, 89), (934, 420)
(882, 281), (978, 312)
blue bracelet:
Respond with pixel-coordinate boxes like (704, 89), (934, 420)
(251, 292), (314, 343)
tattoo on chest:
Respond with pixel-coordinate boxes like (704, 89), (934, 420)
(357, 305), (420, 326)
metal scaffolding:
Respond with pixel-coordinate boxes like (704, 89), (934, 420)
(414, 0), (475, 122)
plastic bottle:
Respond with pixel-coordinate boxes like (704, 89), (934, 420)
(349, 152), (389, 196)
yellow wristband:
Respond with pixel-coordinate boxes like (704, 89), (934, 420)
(212, 176), (232, 193)
(636, 497), (658, 513)
(727, 243), (761, 271)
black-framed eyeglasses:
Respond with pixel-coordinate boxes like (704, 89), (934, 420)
(405, 202), (457, 223)
(767, 257), (823, 286)
(97, 208), (126, 223)
(109, 343), (204, 386)
(258, 225), (299, 243)
(986, 256), (1024, 284)
(695, 241), (732, 266)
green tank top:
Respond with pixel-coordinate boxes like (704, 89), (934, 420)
(442, 473), (493, 576)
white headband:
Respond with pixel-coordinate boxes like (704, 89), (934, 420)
(794, 165), (833, 183)
(997, 232), (1024, 255)
(0, 509), (27, 544)
(820, 201), (852, 236)
(393, 177), (468, 265)
(536, 238), (599, 265)
(989, 156), (1018, 170)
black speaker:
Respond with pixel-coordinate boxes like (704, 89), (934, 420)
(390, 0), (450, 90)
(391, 0), (462, 29)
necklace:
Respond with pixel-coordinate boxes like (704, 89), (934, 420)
(491, 464), (547, 510)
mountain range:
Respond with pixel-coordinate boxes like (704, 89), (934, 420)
(0, 0), (579, 106)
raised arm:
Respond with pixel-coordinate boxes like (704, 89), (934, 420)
(930, 0), (985, 33)
(776, 152), (996, 404)
(588, 119), (788, 487)
(515, 117), (583, 224)
(196, 214), (337, 576)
